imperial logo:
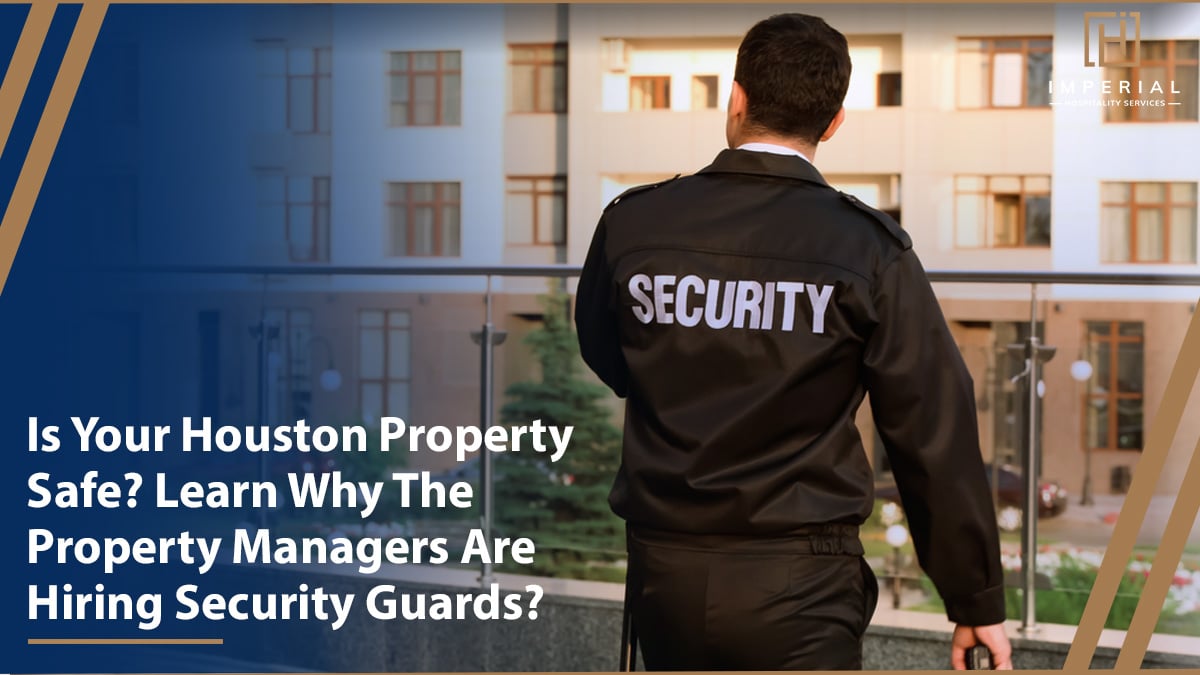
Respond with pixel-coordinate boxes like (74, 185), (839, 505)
(1084, 11), (1140, 67)
(1050, 9), (1191, 112)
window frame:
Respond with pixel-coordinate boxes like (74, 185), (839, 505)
(505, 175), (567, 246)
(690, 74), (720, 110)
(286, 47), (332, 134)
(1104, 39), (1199, 123)
(385, 181), (462, 257)
(264, 308), (314, 422)
(284, 176), (331, 263)
(1083, 321), (1145, 452)
(953, 175), (1052, 249)
(629, 75), (672, 110)
(357, 309), (412, 422)
(877, 71), (903, 107)
(1100, 181), (1198, 263)
(956, 36), (1053, 109)
(508, 43), (567, 114)
(387, 50), (463, 127)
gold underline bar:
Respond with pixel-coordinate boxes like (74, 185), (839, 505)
(28, 634), (224, 638)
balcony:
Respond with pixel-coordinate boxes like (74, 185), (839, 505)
(81, 264), (1200, 671)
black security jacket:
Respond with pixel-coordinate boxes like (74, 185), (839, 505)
(575, 149), (1006, 626)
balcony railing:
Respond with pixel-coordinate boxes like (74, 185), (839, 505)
(134, 263), (1200, 641)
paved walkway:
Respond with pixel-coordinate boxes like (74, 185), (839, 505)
(1037, 492), (1200, 550)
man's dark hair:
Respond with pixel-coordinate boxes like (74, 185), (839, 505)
(734, 13), (852, 146)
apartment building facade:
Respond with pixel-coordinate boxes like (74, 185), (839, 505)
(133, 4), (1198, 497)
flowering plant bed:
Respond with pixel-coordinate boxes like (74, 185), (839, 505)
(913, 546), (1200, 636)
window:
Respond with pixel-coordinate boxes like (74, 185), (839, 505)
(691, 75), (719, 110)
(954, 176), (1051, 248)
(957, 38), (1052, 108)
(1101, 182), (1197, 263)
(388, 51), (462, 126)
(263, 309), (314, 423)
(386, 182), (461, 257)
(359, 310), (411, 422)
(1084, 322), (1144, 451)
(1105, 40), (1199, 122)
(287, 177), (331, 262)
(257, 174), (331, 262)
(510, 43), (566, 113)
(288, 48), (332, 133)
(877, 72), (902, 106)
(256, 42), (331, 134)
(506, 176), (565, 246)
(630, 76), (671, 110)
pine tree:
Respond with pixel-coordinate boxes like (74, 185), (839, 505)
(496, 286), (625, 579)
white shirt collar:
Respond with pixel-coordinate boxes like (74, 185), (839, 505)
(736, 142), (812, 164)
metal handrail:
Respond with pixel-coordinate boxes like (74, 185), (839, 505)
(127, 264), (1200, 286)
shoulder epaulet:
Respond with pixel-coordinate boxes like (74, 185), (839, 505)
(603, 174), (683, 212)
(838, 191), (911, 250)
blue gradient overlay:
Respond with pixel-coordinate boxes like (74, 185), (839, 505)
(0, 5), (518, 672)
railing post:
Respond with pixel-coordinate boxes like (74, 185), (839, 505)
(472, 275), (506, 588)
(1017, 283), (1056, 635)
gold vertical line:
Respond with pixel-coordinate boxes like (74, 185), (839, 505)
(1116, 431), (1200, 670)
(1065, 302), (1200, 669)
(0, 2), (58, 158)
(0, 1), (109, 296)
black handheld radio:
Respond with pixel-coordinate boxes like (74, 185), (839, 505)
(966, 645), (993, 670)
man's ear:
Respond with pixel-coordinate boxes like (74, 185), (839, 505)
(728, 80), (748, 119)
(725, 80), (749, 148)
(820, 107), (846, 142)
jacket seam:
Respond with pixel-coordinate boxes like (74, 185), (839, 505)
(613, 244), (873, 283)
(870, 247), (911, 301)
(694, 168), (832, 188)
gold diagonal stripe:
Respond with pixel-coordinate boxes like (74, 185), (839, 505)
(1066, 301), (1200, 670)
(1117, 428), (1200, 670)
(0, 1), (108, 296)
(0, 2), (57, 158)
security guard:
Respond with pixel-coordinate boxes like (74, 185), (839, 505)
(575, 13), (1013, 671)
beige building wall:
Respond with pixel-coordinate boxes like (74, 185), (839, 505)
(503, 5), (569, 291)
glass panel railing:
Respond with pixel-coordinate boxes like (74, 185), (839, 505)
(130, 265), (1200, 644)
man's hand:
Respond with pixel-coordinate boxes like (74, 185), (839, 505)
(951, 623), (1012, 670)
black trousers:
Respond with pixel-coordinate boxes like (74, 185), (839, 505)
(625, 525), (879, 671)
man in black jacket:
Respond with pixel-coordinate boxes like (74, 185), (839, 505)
(575, 13), (1013, 671)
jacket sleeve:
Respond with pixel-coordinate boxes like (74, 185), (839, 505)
(574, 215), (629, 398)
(863, 248), (1006, 627)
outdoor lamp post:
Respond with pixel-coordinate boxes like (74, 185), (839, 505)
(252, 322), (345, 530)
(1070, 357), (1095, 505)
(885, 524), (909, 609)
(309, 336), (343, 392)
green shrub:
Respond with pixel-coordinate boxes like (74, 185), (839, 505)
(919, 551), (1190, 634)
